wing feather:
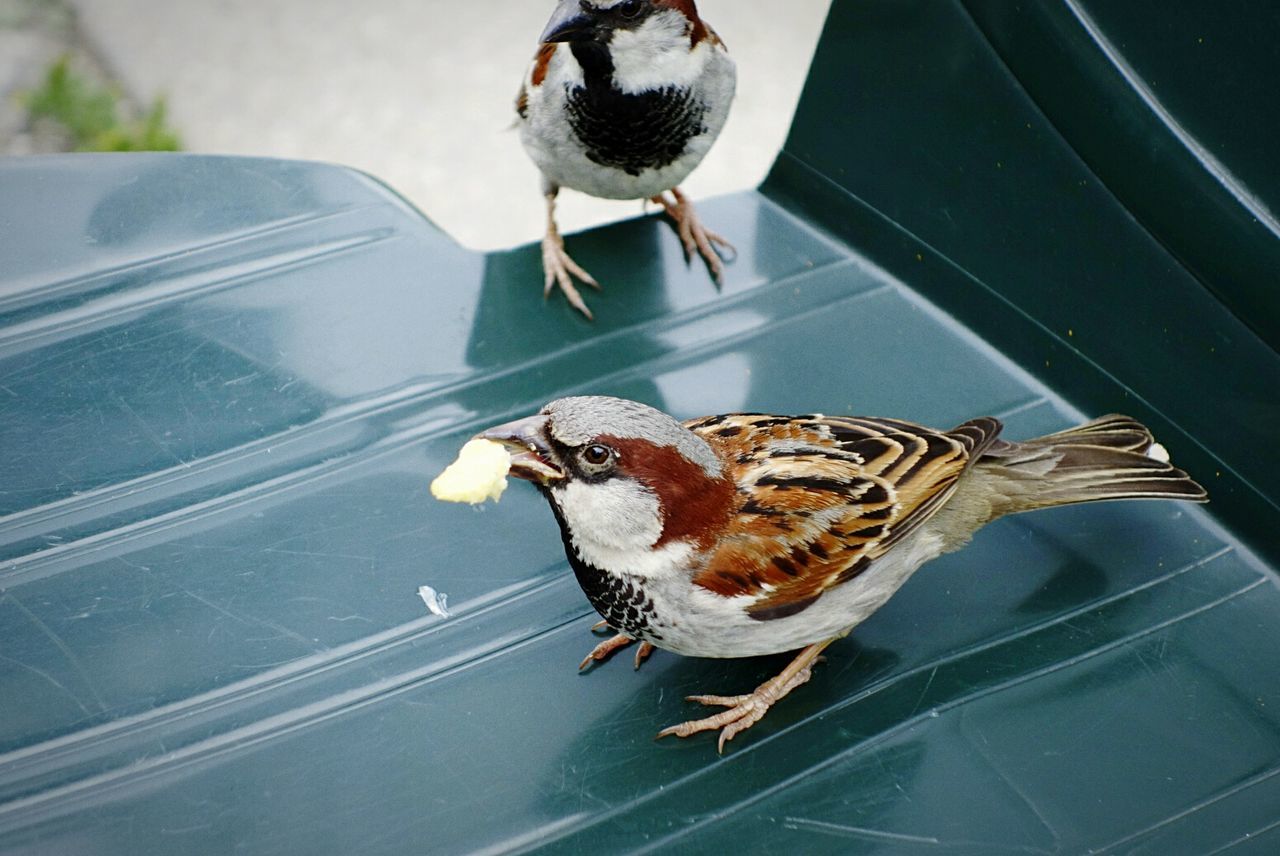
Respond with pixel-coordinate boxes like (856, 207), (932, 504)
(687, 413), (1005, 619)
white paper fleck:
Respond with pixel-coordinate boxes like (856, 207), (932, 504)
(1147, 442), (1171, 463)
(417, 585), (451, 618)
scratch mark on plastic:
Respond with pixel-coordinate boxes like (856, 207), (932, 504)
(4, 592), (107, 712)
(784, 818), (939, 844)
(785, 817), (1053, 853)
(908, 665), (938, 717)
(0, 653), (94, 717)
(1092, 761), (1280, 854)
(176, 585), (322, 650)
(112, 394), (187, 469)
(1204, 815), (1280, 855)
(959, 716), (1062, 850)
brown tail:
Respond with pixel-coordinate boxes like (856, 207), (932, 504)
(978, 414), (1208, 511)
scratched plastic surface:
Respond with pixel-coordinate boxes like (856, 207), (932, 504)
(1, 1), (1278, 853)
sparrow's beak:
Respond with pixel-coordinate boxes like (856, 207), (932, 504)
(479, 414), (565, 484)
(539, 1), (599, 44)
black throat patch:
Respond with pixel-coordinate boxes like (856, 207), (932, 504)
(540, 487), (665, 642)
(565, 41), (708, 177)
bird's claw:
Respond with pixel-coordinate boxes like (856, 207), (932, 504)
(652, 188), (736, 284)
(657, 698), (771, 754)
(542, 233), (601, 319)
(579, 632), (655, 671)
(655, 665), (816, 753)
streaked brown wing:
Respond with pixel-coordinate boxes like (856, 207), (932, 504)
(687, 413), (1005, 620)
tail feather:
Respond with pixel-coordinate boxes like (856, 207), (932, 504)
(1019, 414), (1154, 454)
(979, 414), (1208, 511)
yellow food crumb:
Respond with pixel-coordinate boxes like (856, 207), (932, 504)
(431, 439), (511, 504)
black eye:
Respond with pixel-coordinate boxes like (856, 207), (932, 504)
(582, 444), (613, 466)
(618, 0), (643, 19)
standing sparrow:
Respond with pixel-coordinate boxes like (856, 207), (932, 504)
(515, 0), (737, 318)
(479, 396), (1208, 751)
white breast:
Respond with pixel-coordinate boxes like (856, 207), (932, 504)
(638, 525), (950, 659)
(518, 32), (736, 200)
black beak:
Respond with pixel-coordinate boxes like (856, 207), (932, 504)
(540, 0), (599, 43)
(479, 414), (565, 484)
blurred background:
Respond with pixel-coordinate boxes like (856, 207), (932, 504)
(1, 0), (832, 250)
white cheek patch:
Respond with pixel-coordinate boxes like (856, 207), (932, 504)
(557, 479), (663, 551)
(609, 12), (710, 94)
(554, 479), (693, 579)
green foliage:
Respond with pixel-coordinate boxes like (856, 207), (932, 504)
(22, 54), (182, 152)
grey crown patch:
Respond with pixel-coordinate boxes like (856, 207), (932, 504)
(544, 396), (721, 477)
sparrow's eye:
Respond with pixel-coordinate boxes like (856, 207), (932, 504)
(618, 0), (643, 20)
(580, 444), (615, 471)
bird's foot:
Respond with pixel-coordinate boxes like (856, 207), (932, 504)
(651, 187), (736, 283)
(656, 665), (814, 753)
(655, 638), (834, 753)
(579, 631), (655, 671)
(542, 231), (600, 319)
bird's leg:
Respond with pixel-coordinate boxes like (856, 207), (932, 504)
(657, 638), (836, 753)
(541, 190), (600, 319)
(650, 186), (736, 283)
(579, 630), (656, 671)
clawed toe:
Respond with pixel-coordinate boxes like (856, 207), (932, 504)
(685, 692), (752, 707)
(579, 631), (655, 671)
(656, 696), (771, 754)
(652, 187), (735, 283)
(680, 220), (735, 283)
(541, 190), (600, 318)
(655, 640), (833, 753)
(542, 235), (600, 319)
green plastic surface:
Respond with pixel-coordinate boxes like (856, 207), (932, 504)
(1, 1), (1277, 853)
